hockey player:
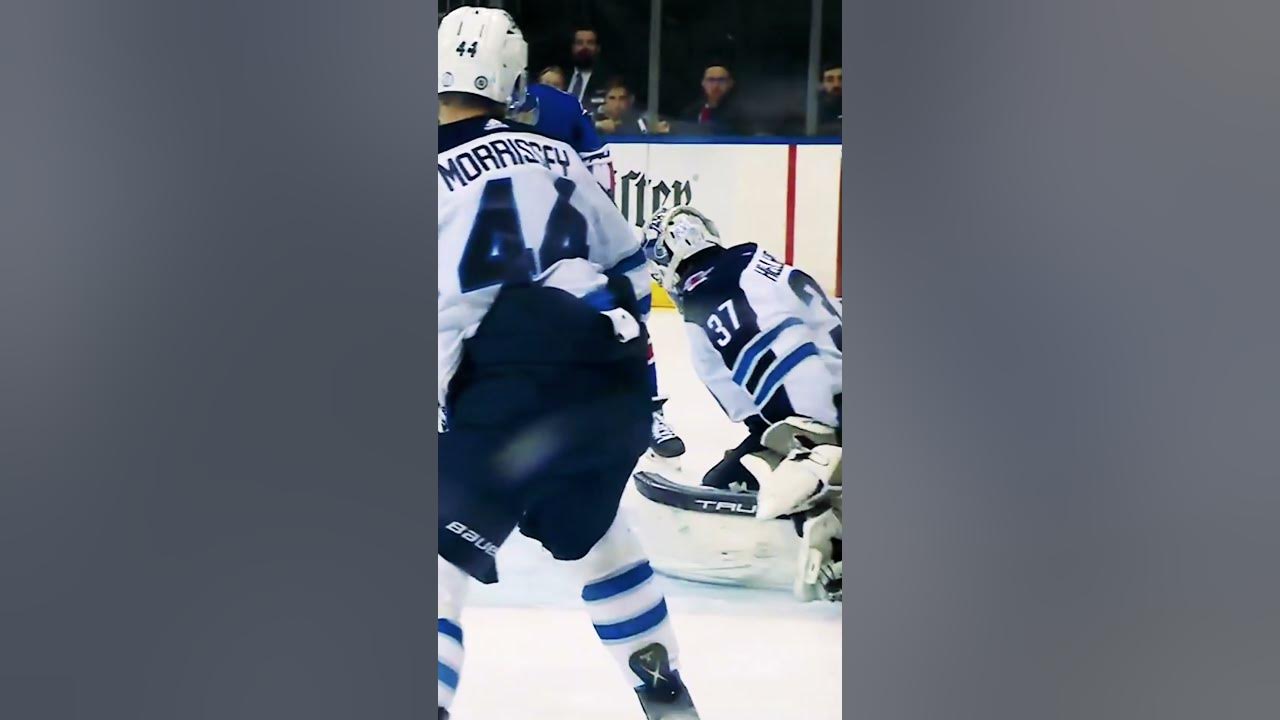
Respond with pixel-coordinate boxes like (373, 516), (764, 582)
(511, 78), (687, 461)
(640, 205), (844, 602)
(436, 9), (698, 719)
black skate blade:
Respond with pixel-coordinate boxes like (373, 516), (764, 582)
(630, 643), (701, 719)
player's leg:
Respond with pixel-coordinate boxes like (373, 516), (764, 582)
(649, 343), (687, 460)
(437, 420), (528, 716)
(700, 417), (781, 491)
(701, 430), (771, 491)
(519, 387), (700, 718)
(570, 515), (697, 718)
(526, 477), (699, 719)
(437, 558), (469, 719)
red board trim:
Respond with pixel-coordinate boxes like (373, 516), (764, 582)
(784, 144), (798, 265)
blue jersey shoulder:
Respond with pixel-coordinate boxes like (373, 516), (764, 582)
(524, 84), (606, 155)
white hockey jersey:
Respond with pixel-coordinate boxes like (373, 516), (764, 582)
(674, 244), (842, 428)
(437, 117), (650, 406)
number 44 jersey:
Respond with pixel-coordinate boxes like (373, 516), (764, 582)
(437, 117), (650, 406)
(675, 243), (843, 429)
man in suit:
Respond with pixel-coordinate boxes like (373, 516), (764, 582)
(677, 64), (752, 136)
(564, 25), (613, 117)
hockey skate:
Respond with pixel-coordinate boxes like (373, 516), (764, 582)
(630, 643), (701, 719)
(649, 399), (686, 460)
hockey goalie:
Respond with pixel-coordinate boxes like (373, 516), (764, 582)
(631, 205), (843, 602)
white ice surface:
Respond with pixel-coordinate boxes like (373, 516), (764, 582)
(451, 309), (842, 719)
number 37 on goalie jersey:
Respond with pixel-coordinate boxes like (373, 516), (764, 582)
(679, 245), (843, 427)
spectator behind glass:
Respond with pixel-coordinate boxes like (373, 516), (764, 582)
(538, 65), (568, 92)
(596, 79), (670, 136)
(565, 25), (613, 115)
(678, 64), (751, 136)
(818, 63), (842, 135)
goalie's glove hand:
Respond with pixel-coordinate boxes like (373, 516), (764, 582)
(755, 436), (842, 520)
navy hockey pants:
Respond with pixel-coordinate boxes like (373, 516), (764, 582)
(439, 281), (651, 584)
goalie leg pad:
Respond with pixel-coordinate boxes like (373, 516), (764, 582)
(794, 507), (843, 602)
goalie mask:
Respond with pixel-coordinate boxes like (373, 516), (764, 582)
(641, 205), (726, 294)
(438, 7), (528, 113)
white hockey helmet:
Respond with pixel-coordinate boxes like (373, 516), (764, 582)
(641, 205), (726, 293)
(438, 7), (528, 110)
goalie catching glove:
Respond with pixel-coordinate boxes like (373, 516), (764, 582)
(741, 416), (841, 521)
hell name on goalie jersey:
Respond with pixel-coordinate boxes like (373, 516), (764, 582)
(640, 205), (843, 602)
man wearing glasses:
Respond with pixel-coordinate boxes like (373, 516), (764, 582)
(679, 64), (751, 136)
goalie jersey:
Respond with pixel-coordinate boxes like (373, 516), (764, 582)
(675, 244), (843, 429)
(437, 117), (650, 407)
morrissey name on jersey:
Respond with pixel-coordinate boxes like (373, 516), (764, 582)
(439, 137), (572, 192)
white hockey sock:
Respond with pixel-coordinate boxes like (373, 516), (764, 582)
(570, 518), (682, 688)
(438, 559), (469, 712)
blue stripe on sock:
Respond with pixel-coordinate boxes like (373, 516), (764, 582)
(581, 287), (618, 311)
(754, 342), (819, 405)
(438, 661), (460, 690)
(732, 318), (803, 385)
(582, 562), (654, 602)
(438, 618), (463, 645)
(594, 599), (669, 642)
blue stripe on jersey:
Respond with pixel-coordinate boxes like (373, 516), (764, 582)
(593, 599), (669, 642)
(608, 248), (648, 276)
(732, 318), (803, 386)
(754, 342), (819, 405)
(438, 661), (460, 690)
(582, 561), (654, 602)
(636, 293), (652, 316)
(438, 618), (463, 644)
(581, 287), (619, 311)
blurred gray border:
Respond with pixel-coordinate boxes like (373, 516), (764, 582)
(427, 8), (441, 712)
(839, 7), (852, 720)
(2, 3), (442, 718)
(841, 2), (1280, 719)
